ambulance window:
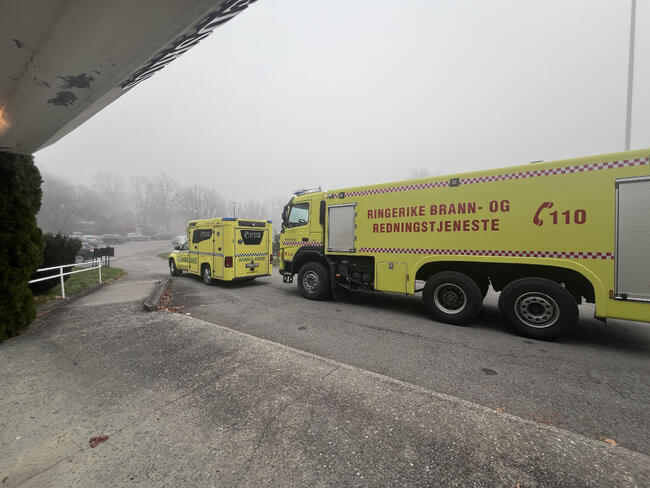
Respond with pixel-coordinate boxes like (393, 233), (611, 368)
(192, 228), (212, 243)
(287, 203), (309, 227)
(180, 241), (189, 251)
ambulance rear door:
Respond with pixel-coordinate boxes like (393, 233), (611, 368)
(213, 225), (224, 278)
(234, 221), (269, 278)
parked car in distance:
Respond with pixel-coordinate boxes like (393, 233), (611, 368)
(171, 235), (187, 247)
(126, 233), (149, 241)
(102, 233), (125, 244)
(83, 235), (105, 247)
(75, 242), (96, 263)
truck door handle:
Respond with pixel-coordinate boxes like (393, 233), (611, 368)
(302, 237), (309, 242)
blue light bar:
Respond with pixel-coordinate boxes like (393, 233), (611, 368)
(222, 217), (236, 221)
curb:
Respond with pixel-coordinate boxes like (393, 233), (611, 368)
(143, 276), (170, 312)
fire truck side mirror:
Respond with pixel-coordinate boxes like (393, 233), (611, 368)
(319, 200), (326, 225)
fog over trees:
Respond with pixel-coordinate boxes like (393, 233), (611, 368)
(37, 171), (286, 236)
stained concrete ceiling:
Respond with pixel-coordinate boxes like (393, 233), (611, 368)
(0, 0), (257, 155)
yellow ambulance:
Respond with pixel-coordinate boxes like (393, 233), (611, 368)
(169, 218), (272, 283)
(279, 149), (650, 339)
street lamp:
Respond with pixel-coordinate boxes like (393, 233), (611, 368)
(624, 0), (636, 151)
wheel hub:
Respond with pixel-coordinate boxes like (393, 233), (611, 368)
(302, 271), (319, 293)
(433, 283), (467, 314)
(514, 292), (559, 328)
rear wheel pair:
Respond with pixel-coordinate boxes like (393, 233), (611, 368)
(201, 264), (212, 285)
(498, 277), (578, 340)
(422, 272), (577, 340)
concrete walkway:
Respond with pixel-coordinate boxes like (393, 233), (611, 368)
(0, 277), (648, 487)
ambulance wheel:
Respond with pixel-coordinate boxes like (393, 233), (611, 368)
(422, 271), (482, 325)
(298, 262), (330, 300)
(498, 278), (578, 340)
(201, 264), (213, 285)
(169, 259), (182, 276)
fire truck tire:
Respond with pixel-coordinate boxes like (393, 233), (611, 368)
(498, 278), (578, 340)
(169, 259), (182, 276)
(201, 264), (213, 285)
(423, 271), (482, 325)
(475, 277), (489, 299)
(297, 262), (330, 300)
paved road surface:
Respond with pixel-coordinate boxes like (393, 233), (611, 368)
(1, 241), (648, 487)
(168, 259), (650, 455)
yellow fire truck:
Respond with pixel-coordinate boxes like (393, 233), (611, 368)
(279, 149), (650, 339)
(170, 218), (272, 283)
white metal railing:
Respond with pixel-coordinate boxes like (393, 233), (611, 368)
(29, 260), (102, 299)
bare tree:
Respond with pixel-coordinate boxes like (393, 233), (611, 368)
(93, 171), (125, 213)
(238, 200), (268, 220)
(266, 196), (287, 230)
(131, 176), (155, 233)
(37, 174), (80, 233)
(176, 184), (226, 221)
(149, 174), (177, 234)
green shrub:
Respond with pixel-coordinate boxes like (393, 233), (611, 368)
(0, 151), (44, 340)
(29, 233), (82, 294)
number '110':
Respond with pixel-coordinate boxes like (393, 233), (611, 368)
(549, 209), (587, 224)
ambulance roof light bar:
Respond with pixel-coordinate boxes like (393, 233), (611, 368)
(293, 186), (321, 196)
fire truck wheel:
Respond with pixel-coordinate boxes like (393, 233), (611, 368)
(423, 271), (482, 325)
(201, 264), (213, 285)
(298, 262), (330, 300)
(169, 259), (182, 276)
(498, 278), (578, 340)
(475, 277), (489, 299)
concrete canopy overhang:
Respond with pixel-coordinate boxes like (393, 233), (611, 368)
(0, 0), (257, 155)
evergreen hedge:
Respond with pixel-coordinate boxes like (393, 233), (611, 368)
(29, 233), (82, 295)
(0, 151), (44, 340)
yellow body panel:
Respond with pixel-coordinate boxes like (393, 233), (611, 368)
(170, 218), (272, 281)
(280, 149), (650, 323)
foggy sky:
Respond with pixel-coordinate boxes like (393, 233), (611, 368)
(35, 0), (650, 203)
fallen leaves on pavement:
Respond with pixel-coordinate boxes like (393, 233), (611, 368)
(158, 290), (182, 313)
(89, 435), (109, 448)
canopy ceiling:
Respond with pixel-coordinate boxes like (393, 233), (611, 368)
(0, 0), (257, 155)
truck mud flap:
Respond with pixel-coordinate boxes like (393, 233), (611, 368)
(283, 274), (294, 283)
(328, 260), (338, 295)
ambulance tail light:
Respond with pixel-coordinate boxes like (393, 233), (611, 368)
(269, 254), (273, 264)
(225, 256), (233, 268)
